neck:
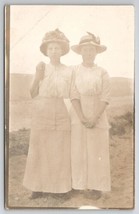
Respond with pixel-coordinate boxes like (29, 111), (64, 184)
(82, 61), (95, 68)
(50, 59), (61, 66)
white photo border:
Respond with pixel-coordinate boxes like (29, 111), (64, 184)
(1, 0), (139, 213)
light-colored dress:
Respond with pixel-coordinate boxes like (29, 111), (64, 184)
(70, 64), (111, 191)
(23, 63), (72, 193)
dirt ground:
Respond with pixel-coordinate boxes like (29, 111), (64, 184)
(7, 128), (134, 209)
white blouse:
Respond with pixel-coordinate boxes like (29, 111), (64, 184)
(38, 63), (72, 98)
(70, 64), (111, 129)
(70, 64), (110, 104)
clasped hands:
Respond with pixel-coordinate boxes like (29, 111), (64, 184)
(80, 115), (99, 128)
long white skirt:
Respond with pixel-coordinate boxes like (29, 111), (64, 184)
(71, 124), (111, 191)
(23, 97), (71, 193)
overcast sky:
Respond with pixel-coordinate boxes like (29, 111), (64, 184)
(9, 5), (134, 78)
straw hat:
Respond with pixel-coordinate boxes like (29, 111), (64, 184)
(40, 29), (70, 56)
(71, 32), (107, 54)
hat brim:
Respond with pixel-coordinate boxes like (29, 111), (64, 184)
(71, 41), (107, 54)
(40, 39), (69, 56)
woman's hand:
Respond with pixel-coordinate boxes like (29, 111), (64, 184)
(80, 115), (98, 128)
(80, 116), (88, 126)
(84, 116), (99, 128)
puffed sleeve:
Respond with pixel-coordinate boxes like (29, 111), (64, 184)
(70, 67), (80, 100)
(100, 70), (111, 104)
(36, 61), (46, 71)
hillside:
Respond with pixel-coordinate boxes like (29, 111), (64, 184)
(10, 74), (33, 101)
(110, 77), (133, 97)
(9, 73), (133, 101)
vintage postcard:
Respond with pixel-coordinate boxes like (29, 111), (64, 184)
(5, 5), (134, 209)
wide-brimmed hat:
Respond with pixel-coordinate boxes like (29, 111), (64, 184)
(71, 32), (107, 54)
(40, 29), (70, 56)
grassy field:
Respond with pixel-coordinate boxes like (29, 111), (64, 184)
(7, 96), (134, 209)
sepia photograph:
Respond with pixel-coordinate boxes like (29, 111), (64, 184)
(5, 5), (134, 209)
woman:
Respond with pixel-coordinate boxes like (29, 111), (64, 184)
(70, 32), (111, 199)
(23, 29), (72, 199)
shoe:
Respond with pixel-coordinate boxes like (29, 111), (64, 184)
(51, 191), (72, 201)
(71, 189), (83, 196)
(84, 190), (102, 200)
(29, 191), (43, 199)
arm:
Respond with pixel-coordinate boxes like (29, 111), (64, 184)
(86, 101), (107, 128)
(86, 70), (110, 128)
(30, 78), (40, 99)
(30, 62), (45, 98)
(95, 101), (108, 120)
(71, 99), (87, 124)
(70, 69), (88, 125)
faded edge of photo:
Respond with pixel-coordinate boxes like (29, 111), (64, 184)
(4, 4), (10, 210)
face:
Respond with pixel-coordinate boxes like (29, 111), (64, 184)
(80, 45), (97, 63)
(46, 42), (63, 60)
